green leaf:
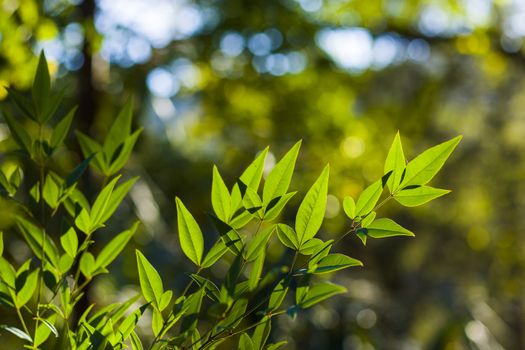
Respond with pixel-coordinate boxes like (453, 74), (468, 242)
(252, 316), (271, 350)
(75, 208), (91, 234)
(180, 288), (205, 334)
(212, 166), (231, 222)
(43, 174), (60, 209)
(135, 250), (164, 309)
(299, 282), (346, 308)
(175, 197), (204, 266)
(248, 250), (265, 291)
(202, 239), (228, 269)
(50, 106), (76, 149)
(0, 325), (33, 342)
(295, 165), (329, 245)
(116, 304), (148, 344)
(266, 341), (288, 350)
(313, 253), (362, 274)
(361, 211), (376, 227)
(355, 179), (383, 216)
(342, 196), (356, 219)
(0, 232), (3, 256)
(99, 176), (138, 224)
(276, 224), (299, 250)
(90, 176), (121, 228)
(3, 111), (32, 153)
(107, 128), (143, 175)
(245, 226), (274, 262)
(365, 218), (414, 238)
(79, 252), (95, 278)
(75, 131), (106, 173)
(95, 222), (139, 271)
(60, 227), (78, 258)
(152, 308), (163, 336)
(15, 216), (60, 268)
(384, 132), (406, 193)
(394, 186), (451, 207)
(400, 136), (462, 188)
(130, 330), (143, 350)
(209, 215), (244, 256)
(6, 87), (36, 121)
(32, 52), (51, 121)
(240, 147), (268, 191)
(104, 97), (134, 159)
(34, 315), (57, 346)
(239, 333), (255, 350)
(16, 269), (39, 307)
(262, 141), (301, 204)
(243, 187), (263, 217)
(65, 153), (95, 188)
(263, 192), (296, 221)
(298, 238), (324, 255)
(268, 278), (289, 311)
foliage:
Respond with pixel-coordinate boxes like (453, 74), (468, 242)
(0, 53), (460, 349)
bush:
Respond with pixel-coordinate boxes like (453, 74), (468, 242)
(0, 53), (461, 349)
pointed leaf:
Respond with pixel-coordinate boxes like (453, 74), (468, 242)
(75, 131), (106, 173)
(107, 128), (143, 175)
(299, 282), (346, 308)
(65, 153), (95, 188)
(239, 333), (255, 350)
(60, 227), (78, 258)
(209, 215), (243, 256)
(212, 166), (231, 222)
(355, 179), (383, 216)
(135, 250), (164, 308)
(16, 269), (39, 307)
(263, 192), (296, 221)
(3, 111), (32, 153)
(295, 165), (329, 245)
(262, 141), (301, 203)
(104, 97), (134, 159)
(400, 136), (462, 188)
(202, 239), (228, 269)
(365, 218), (414, 238)
(32, 52), (51, 121)
(99, 176), (138, 224)
(95, 222), (139, 271)
(276, 224), (299, 250)
(90, 176), (121, 228)
(175, 197), (204, 266)
(79, 252), (95, 278)
(313, 253), (362, 274)
(50, 106), (76, 149)
(240, 147), (268, 192)
(384, 132), (406, 193)
(245, 226), (274, 262)
(394, 186), (450, 207)
(0, 325), (33, 342)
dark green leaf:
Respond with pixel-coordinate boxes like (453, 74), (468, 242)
(32, 52), (51, 121)
(50, 106), (76, 149)
(104, 97), (134, 159)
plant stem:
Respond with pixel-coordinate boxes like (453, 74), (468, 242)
(15, 306), (30, 337)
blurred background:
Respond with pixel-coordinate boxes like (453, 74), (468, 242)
(1, 0), (525, 349)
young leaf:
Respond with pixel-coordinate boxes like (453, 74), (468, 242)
(79, 252), (95, 278)
(245, 226), (274, 262)
(295, 165), (329, 245)
(98, 176), (138, 224)
(95, 222), (139, 271)
(400, 136), (462, 188)
(394, 186), (451, 207)
(107, 128), (143, 175)
(43, 174), (60, 209)
(104, 97), (134, 159)
(298, 282), (347, 308)
(276, 224), (299, 250)
(50, 106), (76, 149)
(212, 166), (231, 222)
(32, 52), (51, 121)
(365, 218), (414, 238)
(384, 132), (406, 193)
(135, 250), (164, 309)
(16, 269), (39, 307)
(239, 333), (255, 350)
(90, 176), (121, 228)
(175, 197), (204, 266)
(355, 179), (383, 216)
(343, 196), (356, 219)
(262, 141), (301, 204)
(263, 192), (296, 221)
(248, 250), (265, 291)
(313, 253), (362, 274)
(240, 147), (268, 191)
(60, 227), (78, 258)
(3, 111), (32, 153)
(361, 211), (376, 227)
(75, 208), (91, 234)
(202, 239), (228, 269)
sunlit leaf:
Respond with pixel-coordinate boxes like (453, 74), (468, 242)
(394, 186), (450, 207)
(136, 250), (164, 309)
(0, 325), (33, 342)
(175, 197), (204, 266)
(313, 253), (362, 274)
(262, 141), (301, 204)
(212, 165), (231, 222)
(295, 165), (329, 245)
(95, 222), (139, 271)
(365, 218), (414, 238)
(400, 136), (462, 188)
(384, 132), (406, 193)
(16, 269), (39, 307)
(276, 224), (299, 250)
(355, 179), (383, 216)
(245, 226), (274, 261)
(298, 282), (346, 308)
